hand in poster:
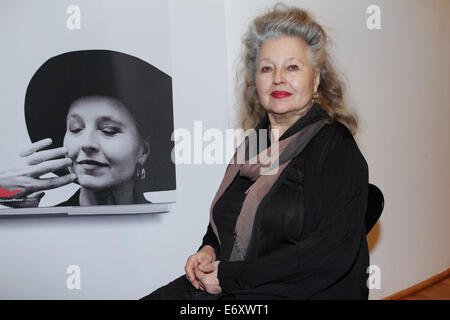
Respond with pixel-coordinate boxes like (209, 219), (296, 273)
(0, 138), (77, 208)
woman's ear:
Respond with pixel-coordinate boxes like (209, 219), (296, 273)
(138, 136), (150, 165)
(313, 69), (321, 93)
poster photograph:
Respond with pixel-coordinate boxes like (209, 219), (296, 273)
(0, 0), (176, 215)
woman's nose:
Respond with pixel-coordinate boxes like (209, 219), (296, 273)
(273, 68), (286, 85)
(80, 129), (100, 153)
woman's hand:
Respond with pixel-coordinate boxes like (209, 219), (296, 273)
(185, 245), (216, 290)
(0, 138), (77, 208)
(195, 261), (222, 295)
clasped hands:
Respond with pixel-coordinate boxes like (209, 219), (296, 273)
(185, 245), (222, 295)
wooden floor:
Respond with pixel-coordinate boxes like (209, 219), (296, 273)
(382, 269), (450, 300)
(400, 275), (450, 300)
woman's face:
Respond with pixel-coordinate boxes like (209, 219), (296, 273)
(63, 96), (149, 191)
(255, 36), (320, 116)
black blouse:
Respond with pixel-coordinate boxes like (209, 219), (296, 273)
(200, 103), (370, 299)
(212, 174), (254, 261)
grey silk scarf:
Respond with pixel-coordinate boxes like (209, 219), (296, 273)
(209, 117), (328, 261)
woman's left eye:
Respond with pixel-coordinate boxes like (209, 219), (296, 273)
(101, 127), (120, 135)
(287, 65), (299, 71)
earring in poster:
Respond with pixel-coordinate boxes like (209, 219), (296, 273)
(136, 164), (146, 181)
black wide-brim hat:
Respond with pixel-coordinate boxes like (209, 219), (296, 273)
(25, 50), (175, 192)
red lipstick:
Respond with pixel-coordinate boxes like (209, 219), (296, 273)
(271, 91), (292, 99)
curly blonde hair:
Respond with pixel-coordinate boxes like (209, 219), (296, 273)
(237, 3), (358, 135)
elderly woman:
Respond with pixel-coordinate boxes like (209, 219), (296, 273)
(0, 50), (175, 207)
(144, 4), (369, 300)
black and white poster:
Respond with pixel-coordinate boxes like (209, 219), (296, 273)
(0, 0), (175, 215)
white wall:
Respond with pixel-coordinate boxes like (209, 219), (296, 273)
(224, 0), (450, 300)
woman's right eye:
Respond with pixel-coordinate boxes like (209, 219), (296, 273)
(260, 66), (272, 73)
(69, 127), (83, 133)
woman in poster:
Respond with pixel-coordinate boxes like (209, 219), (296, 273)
(0, 50), (174, 207)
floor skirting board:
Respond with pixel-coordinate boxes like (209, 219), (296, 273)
(382, 268), (450, 300)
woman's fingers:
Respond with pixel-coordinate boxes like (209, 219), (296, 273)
(25, 158), (72, 178)
(198, 262), (214, 273)
(185, 256), (197, 283)
(1, 172), (76, 198)
(194, 268), (205, 286)
(19, 138), (53, 157)
(0, 138), (75, 201)
(33, 174), (77, 192)
(191, 279), (201, 290)
(192, 278), (204, 291)
(185, 255), (207, 291)
(26, 147), (69, 166)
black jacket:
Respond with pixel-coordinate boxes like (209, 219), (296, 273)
(201, 108), (369, 299)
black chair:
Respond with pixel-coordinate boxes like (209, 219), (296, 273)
(366, 184), (384, 234)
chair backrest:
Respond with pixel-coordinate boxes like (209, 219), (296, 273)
(366, 184), (384, 234)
